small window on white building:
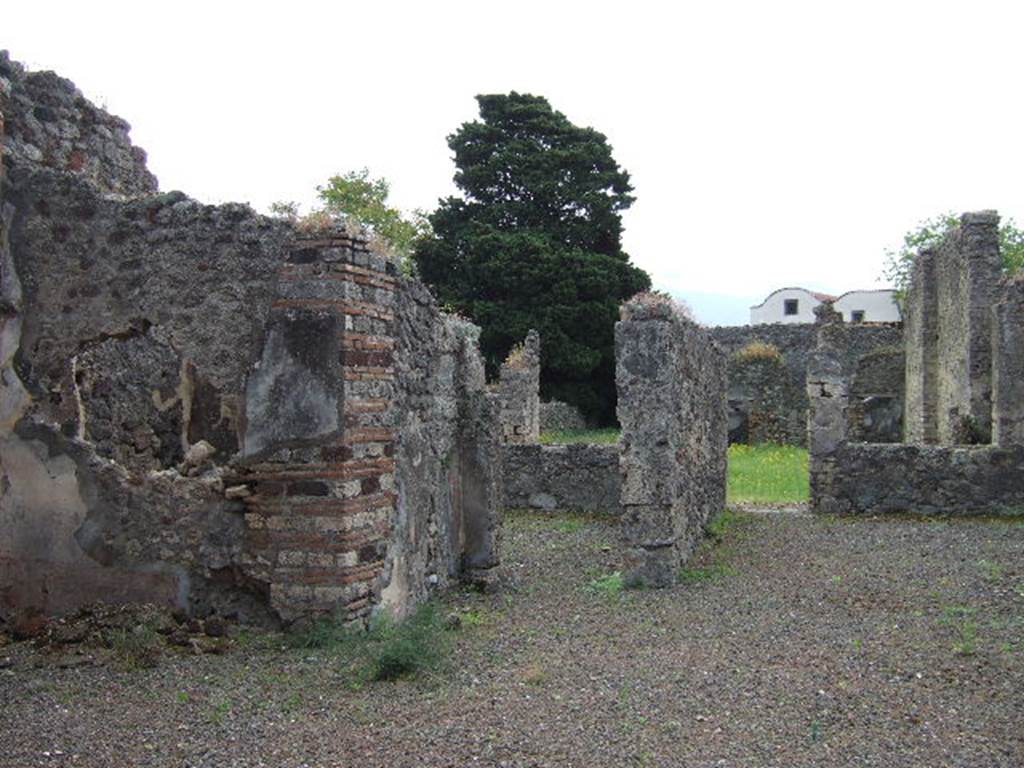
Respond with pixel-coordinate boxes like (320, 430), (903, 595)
(851, 310), (865, 323)
(784, 299), (799, 316)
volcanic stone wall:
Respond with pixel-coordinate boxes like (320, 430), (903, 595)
(496, 329), (540, 444)
(0, 53), (501, 625)
(809, 213), (1024, 515)
(991, 275), (1024, 447)
(387, 279), (502, 607)
(503, 443), (620, 514)
(0, 50), (156, 196)
(847, 346), (904, 443)
(710, 323), (901, 446)
(904, 213), (1002, 445)
(616, 294), (727, 586)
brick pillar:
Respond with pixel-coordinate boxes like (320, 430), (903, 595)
(237, 229), (398, 625)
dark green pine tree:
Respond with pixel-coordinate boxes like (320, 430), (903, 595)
(413, 93), (651, 423)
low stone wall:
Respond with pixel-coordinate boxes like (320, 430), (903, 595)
(616, 294), (727, 587)
(502, 443), (620, 514)
(814, 443), (1024, 515)
(538, 400), (587, 432)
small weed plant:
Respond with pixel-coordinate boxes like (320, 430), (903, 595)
(287, 602), (453, 682)
(940, 605), (979, 656)
(587, 571), (625, 595)
(104, 623), (163, 670)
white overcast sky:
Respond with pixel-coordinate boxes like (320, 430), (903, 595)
(6, 1), (1023, 324)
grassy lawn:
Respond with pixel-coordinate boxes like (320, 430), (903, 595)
(727, 443), (809, 504)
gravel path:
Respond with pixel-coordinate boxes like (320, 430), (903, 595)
(2, 509), (1022, 767)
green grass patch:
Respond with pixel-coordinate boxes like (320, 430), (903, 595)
(727, 443), (809, 504)
(539, 428), (621, 444)
(287, 602), (453, 682)
(679, 563), (738, 583)
(587, 571), (625, 595)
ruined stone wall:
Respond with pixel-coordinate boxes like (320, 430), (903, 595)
(904, 213), (1002, 445)
(538, 399), (587, 432)
(847, 346), (904, 443)
(616, 294), (727, 587)
(497, 329), (540, 444)
(812, 443), (1024, 515)
(0, 51), (157, 196)
(710, 323), (901, 446)
(0, 53), (502, 625)
(503, 443), (620, 514)
(904, 248), (938, 444)
(992, 275), (1024, 447)
(386, 280), (502, 610)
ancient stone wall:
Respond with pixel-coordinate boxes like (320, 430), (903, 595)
(496, 330), (540, 444)
(847, 346), (904, 443)
(810, 213), (1024, 516)
(812, 443), (1024, 515)
(616, 293), (727, 587)
(0, 53), (501, 626)
(386, 279), (502, 609)
(710, 323), (901, 446)
(538, 399), (587, 432)
(992, 275), (1024, 447)
(904, 213), (1002, 445)
(503, 443), (620, 514)
(0, 51), (157, 196)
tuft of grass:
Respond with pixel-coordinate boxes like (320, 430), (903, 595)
(287, 602), (452, 682)
(587, 571), (625, 595)
(727, 444), (809, 504)
(940, 606), (979, 656)
(368, 603), (451, 681)
(104, 623), (163, 670)
(539, 428), (620, 445)
(978, 559), (1005, 581)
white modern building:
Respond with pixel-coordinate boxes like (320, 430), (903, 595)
(750, 287), (901, 325)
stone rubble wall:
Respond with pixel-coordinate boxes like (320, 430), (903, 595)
(502, 443), (620, 514)
(386, 279), (502, 611)
(496, 329), (540, 444)
(710, 323), (901, 446)
(904, 213), (1002, 445)
(847, 346), (905, 444)
(992, 275), (1024, 447)
(809, 214), (1024, 515)
(811, 443), (1024, 516)
(0, 50), (157, 196)
(616, 293), (727, 587)
(0, 53), (501, 626)
(538, 399), (587, 432)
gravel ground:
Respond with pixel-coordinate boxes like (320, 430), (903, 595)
(2, 508), (1022, 768)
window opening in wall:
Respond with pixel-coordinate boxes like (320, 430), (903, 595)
(851, 310), (865, 323)
(784, 299), (799, 316)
